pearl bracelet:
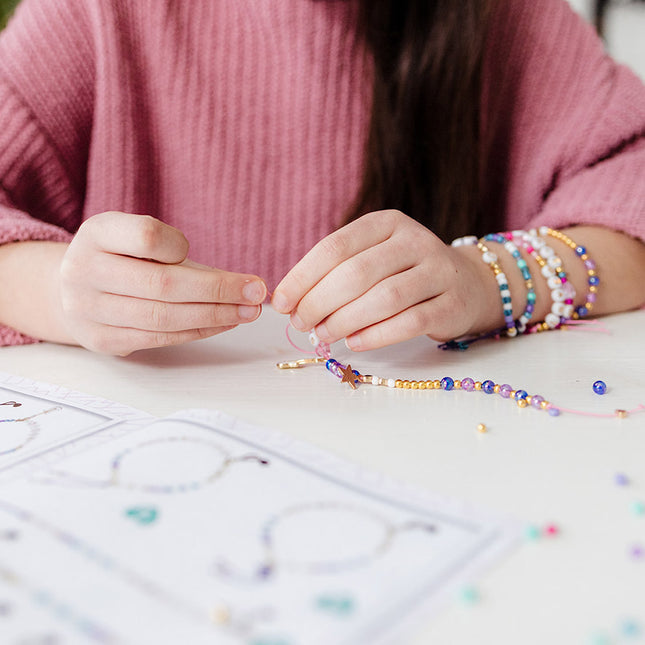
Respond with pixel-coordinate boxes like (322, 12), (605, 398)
(511, 230), (575, 331)
(535, 227), (598, 318)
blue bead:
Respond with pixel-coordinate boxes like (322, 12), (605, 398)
(592, 380), (607, 395)
(440, 377), (454, 391)
(482, 380), (495, 394)
(588, 275), (600, 286)
(514, 389), (528, 400)
(575, 245), (586, 256)
(576, 306), (588, 317)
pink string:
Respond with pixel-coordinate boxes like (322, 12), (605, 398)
(560, 319), (611, 334)
(285, 324), (316, 355)
(284, 324), (332, 359)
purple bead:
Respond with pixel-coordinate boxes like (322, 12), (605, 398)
(526, 303), (535, 313)
(499, 384), (513, 399)
(587, 293), (597, 303)
(482, 380), (495, 394)
(614, 473), (629, 486)
(547, 406), (560, 417)
(584, 259), (596, 270)
(531, 395), (545, 409)
(440, 377), (454, 391)
(592, 380), (607, 395)
(461, 377), (475, 392)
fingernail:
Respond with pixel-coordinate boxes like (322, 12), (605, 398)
(242, 280), (266, 304)
(345, 335), (361, 351)
(316, 323), (330, 342)
(271, 291), (290, 313)
(290, 312), (305, 331)
(238, 305), (260, 320)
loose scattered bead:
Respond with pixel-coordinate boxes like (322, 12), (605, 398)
(544, 524), (559, 536)
(614, 473), (630, 486)
(524, 525), (541, 541)
(620, 619), (641, 637)
(630, 544), (643, 559)
(631, 501), (645, 517)
(592, 380), (607, 395)
(615, 409), (628, 419)
(476, 423), (487, 434)
(458, 586), (480, 605)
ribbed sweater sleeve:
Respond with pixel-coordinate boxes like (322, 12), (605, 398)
(0, 0), (94, 345)
(483, 0), (645, 240)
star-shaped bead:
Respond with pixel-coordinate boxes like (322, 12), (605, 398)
(340, 364), (359, 389)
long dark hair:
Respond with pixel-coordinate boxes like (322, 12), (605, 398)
(348, 0), (495, 241)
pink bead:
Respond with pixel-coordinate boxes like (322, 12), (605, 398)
(526, 246), (534, 254)
(560, 277), (567, 283)
(544, 524), (559, 536)
(585, 260), (596, 270)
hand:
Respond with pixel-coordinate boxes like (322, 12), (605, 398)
(59, 212), (267, 355)
(271, 210), (495, 351)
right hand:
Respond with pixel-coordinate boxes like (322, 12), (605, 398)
(58, 212), (267, 355)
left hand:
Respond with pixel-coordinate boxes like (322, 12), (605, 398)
(271, 210), (492, 351)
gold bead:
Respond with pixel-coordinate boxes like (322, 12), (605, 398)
(395, 379), (403, 388)
(615, 409), (628, 419)
(425, 380), (434, 389)
(589, 286), (597, 293)
(476, 423), (487, 433)
(418, 381), (426, 390)
(517, 398), (528, 408)
(474, 381), (482, 391)
(402, 380), (411, 389)
(588, 269), (596, 276)
(454, 380), (462, 389)
(540, 400), (549, 409)
(433, 379), (442, 389)
(493, 384), (501, 394)
(410, 381), (419, 390)
(525, 395), (532, 406)
(510, 390), (516, 398)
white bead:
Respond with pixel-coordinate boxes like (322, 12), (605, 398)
(451, 235), (478, 247)
(308, 330), (321, 347)
(547, 275), (562, 289)
(551, 288), (566, 302)
(545, 312), (561, 328)
(538, 226), (549, 236)
(541, 245), (555, 258)
(563, 304), (574, 318)
(496, 273), (508, 285)
(512, 229), (526, 238)
(500, 289), (511, 299)
(372, 375), (380, 386)
(517, 319), (527, 333)
(506, 327), (518, 337)
(504, 241), (516, 253)
(551, 302), (567, 316)
(482, 251), (498, 264)
(547, 255), (562, 268)
(387, 378), (396, 388)
(541, 265), (555, 278)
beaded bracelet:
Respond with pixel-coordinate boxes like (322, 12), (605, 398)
(451, 236), (517, 338)
(277, 356), (558, 414)
(511, 230), (575, 331)
(483, 233), (536, 333)
(535, 227), (599, 318)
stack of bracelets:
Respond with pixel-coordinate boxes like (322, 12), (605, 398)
(445, 226), (598, 349)
(277, 226), (609, 417)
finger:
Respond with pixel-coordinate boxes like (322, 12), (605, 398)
(345, 290), (471, 352)
(272, 211), (399, 313)
(80, 212), (189, 264)
(77, 322), (239, 356)
(289, 238), (416, 332)
(79, 252), (267, 305)
(90, 293), (261, 331)
(314, 265), (440, 342)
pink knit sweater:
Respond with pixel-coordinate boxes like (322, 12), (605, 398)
(0, 0), (644, 346)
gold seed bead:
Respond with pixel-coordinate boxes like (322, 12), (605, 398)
(493, 384), (501, 394)
(425, 380), (434, 389)
(402, 380), (410, 389)
(410, 381), (419, 390)
(474, 381), (482, 391)
(418, 381), (426, 390)
(526, 395), (532, 406)
(395, 379), (403, 388)
(540, 400), (549, 409)
(589, 286), (597, 293)
(517, 398), (528, 408)
(476, 423), (487, 433)
(510, 390), (517, 398)
(615, 409), (628, 419)
(433, 380), (442, 389)
(454, 380), (462, 389)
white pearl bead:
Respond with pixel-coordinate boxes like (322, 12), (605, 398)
(482, 251), (498, 264)
(551, 302), (567, 316)
(541, 265), (555, 278)
(372, 375), (380, 386)
(541, 245), (555, 258)
(547, 275), (562, 289)
(308, 330), (320, 347)
(551, 288), (566, 302)
(538, 226), (549, 236)
(451, 235), (478, 247)
(547, 255), (562, 268)
(387, 378), (396, 388)
(563, 304), (574, 318)
(545, 312), (561, 328)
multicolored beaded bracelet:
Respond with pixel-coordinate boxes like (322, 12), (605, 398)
(277, 356), (558, 414)
(511, 230), (575, 331)
(483, 233), (536, 333)
(451, 235), (517, 338)
(536, 226), (599, 318)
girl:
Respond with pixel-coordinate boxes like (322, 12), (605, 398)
(0, 0), (643, 355)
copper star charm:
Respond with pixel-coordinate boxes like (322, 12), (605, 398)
(340, 364), (359, 389)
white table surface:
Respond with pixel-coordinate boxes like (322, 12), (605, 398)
(2, 306), (644, 644)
